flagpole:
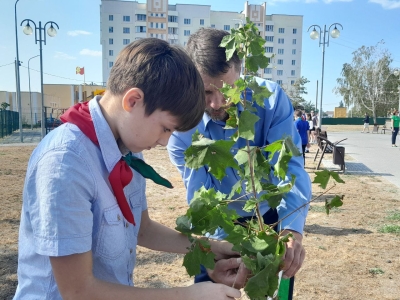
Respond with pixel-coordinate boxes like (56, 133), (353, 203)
(83, 67), (85, 85)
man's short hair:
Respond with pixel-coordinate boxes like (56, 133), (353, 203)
(186, 28), (242, 77)
(107, 38), (205, 132)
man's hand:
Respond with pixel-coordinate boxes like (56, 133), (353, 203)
(207, 257), (250, 289)
(280, 230), (305, 279)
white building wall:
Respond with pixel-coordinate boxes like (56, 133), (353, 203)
(100, 1), (303, 89)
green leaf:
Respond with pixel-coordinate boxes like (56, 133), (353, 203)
(263, 140), (283, 161)
(238, 110), (260, 141)
(224, 106), (238, 129)
(244, 254), (281, 298)
(330, 172), (345, 184)
(246, 55), (270, 73)
(175, 215), (192, 235)
(185, 138), (237, 181)
(284, 136), (301, 157)
(243, 199), (257, 212)
(248, 78), (272, 108)
(313, 170), (330, 189)
(224, 225), (249, 245)
(325, 195), (344, 215)
(183, 240), (216, 276)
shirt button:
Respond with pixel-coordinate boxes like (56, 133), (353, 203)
(130, 248), (133, 254)
(117, 214), (121, 221)
(125, 222), (129, 228)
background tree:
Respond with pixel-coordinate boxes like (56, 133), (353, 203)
(283, 76), (310, 108)
(0, 102), (10, 111)
(334, 41), (398, 123)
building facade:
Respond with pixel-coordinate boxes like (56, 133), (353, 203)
(100, 0), (303, 88)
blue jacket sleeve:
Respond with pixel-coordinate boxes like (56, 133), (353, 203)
(262, 81), (311, 234)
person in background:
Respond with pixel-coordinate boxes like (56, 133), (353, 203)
(306, 113), (315, 147)
(167, 27), (311, 300)
(362, 113), (370, 133)
(391, 109), (400, 147)
(294, 109), (310, 165)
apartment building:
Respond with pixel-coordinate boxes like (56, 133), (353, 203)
(100, 0), (303, 89)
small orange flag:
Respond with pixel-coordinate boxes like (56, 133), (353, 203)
(76, 67), (84, 75)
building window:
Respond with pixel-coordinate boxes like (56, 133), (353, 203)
(123, 27), (130, 34)
(291, 80), (295, 85)
(168, 27), (177, 34)
(277, 59), (283, 65)
(265, 47), (273, 53)
(109, 15), (113, 21)
(224, 25), (230, 31)
(264, 68), (272, 74)
(265, 25), (274, 31)
(123, 39), (130, 45)
(211, 24), (215, 28)
(184, 18), (191, 25)
(109, 38), (113, 45)
(109, 61), (113, 68)
(278, 38), (284, 44)
(291, 70), (296, 76)
(168, 15), (177, 22)
(278, 28), (285, 33)
(109, 26), (113, 33)
(123, 16), (130, 22)
(292, 49), (296, 55)
(278, 49), (284, 55)
(292, 60), (296, 65)
(293, 39), (297, 45)
(109, 50), (113, 56)
(135, 26), (146, 33)
(277, 80), (283, 85)
(136, 14), (146, 21)
(265, 36), (274, 42)
(184, 30), (190, 36)
(277, 70), (283, 76)
(293, 28), (297, 34)
(200, 19), (204, 25)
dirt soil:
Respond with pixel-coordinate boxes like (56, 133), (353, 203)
(1, 125), (399, 300)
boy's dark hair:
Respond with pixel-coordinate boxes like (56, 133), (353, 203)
(295, 109), (303, 118)
(107, 38), (205, 132)
(186, 28), (242, 77)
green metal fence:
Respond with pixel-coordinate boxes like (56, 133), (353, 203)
(0, 110), (19, 138)
(321, 117), (390, 125)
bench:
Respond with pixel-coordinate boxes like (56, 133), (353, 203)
(314, 132), (347, 172)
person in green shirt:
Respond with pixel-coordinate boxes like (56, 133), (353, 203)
(391, 110), (400, 147)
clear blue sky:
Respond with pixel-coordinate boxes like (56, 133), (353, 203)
(1, 0), (399, 112)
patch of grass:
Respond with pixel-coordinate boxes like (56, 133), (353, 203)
(309, 205), (341, 213)
(386, 211), (400, 222)
(168, 207), (175, 211)
(378, 224), (400, 234)
(318, 246), (326, 250)
(369, 268), (384, 275)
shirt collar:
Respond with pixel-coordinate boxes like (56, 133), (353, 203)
(203, 103), (245, 130)
(89, 96), (123, 173)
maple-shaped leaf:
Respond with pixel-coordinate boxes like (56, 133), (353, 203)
(175, 215), (192, 235)
(185, 138), (237, 181)
(243, 199), (257, 212)
(220, 82), (241, 105)
(224, 225), (249, 245)
(246, 55), (270, 73)
(238, 110), (260, 141)
(313, 169), (344, 189)
(325, 195), (344, 215)
(220, 35), (236, 61)
(247, 78), (272, 108)
(183, 240), (216, 276)
(244, 254), (281, 298)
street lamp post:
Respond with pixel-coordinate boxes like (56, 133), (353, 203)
(21, 19), (59, 139)
(14, 0), (23, 142)
(28, 55), (39, 130)
(307, 23), (343, 128)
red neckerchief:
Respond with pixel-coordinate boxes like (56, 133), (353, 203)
(60, 101), (135, 225)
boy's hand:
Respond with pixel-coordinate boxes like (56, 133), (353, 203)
(186, 282), (241, 299)
(280, 230), (305, 279)
(207, 258), (250, 289)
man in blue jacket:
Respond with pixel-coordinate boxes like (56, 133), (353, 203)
(167, 28), (311, 297)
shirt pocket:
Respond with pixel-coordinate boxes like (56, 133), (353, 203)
(129, 192), (143, 237)
(96, 205), (127, 259)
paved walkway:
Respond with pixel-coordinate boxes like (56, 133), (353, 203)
(320, 131), (400, 189)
